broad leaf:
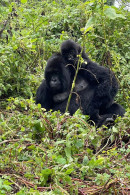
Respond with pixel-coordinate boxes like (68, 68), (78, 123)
(84, 16), (96, 33)
(104, 7), (126, 19)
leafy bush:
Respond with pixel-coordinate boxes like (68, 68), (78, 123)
(0, 97), (129, 194)
(0, 0), (129, 102)
(0, 0), (129, 194)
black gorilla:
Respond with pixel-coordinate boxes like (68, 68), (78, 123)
(61, 39), (90, 78)
(36, 53), (125, 127)
(36, 53), (94, 116)
(60, 40), (125, 124)
(36, 53), (71, 112)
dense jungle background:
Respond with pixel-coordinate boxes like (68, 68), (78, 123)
(0, 0), (130, 194)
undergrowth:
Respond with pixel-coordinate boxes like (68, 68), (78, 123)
(0, 0), (130, 194)
(0, 98), (130, 194)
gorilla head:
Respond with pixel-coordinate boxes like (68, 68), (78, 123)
(60, 39), (89, 66)
(61, 40), (81, 64)
(45, 53), (71, 94)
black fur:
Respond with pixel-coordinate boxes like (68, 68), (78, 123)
(36, 53), (94, 116)
(60, 40), (125, 124)
(61, 39), (90, 78)
(36, 43), (125, 127)
(36, 53), (71, 111)
(36, 53), (125, 127)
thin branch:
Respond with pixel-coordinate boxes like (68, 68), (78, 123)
(65, 55), (82, 113)
(0, 139), (20, 145)
(94, 136), (111, 157)
(80, 67), (99, 83)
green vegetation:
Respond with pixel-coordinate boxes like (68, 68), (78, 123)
(0, 0), (129, 194)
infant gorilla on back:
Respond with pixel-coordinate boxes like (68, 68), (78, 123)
(60, 40), (125, 124)
(36, 40), (125, 127)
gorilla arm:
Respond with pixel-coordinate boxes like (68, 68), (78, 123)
(36, 80), (53, 110)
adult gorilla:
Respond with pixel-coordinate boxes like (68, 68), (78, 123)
(36, 53), (125, 127)
(60, 40), (125, 124)
(36, 53), (92, 115)
(36, 53), (71, 112)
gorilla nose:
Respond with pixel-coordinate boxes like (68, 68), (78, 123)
(68, 55), (74, 60)
(52, 78), (57, 83)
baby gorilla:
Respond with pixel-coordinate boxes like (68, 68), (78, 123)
(61, 39), (90, 78)
(60, 40), (125, 124)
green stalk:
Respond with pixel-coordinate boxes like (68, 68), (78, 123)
(65, 55), (81, 113)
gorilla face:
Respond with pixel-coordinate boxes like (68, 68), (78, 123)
(45, 54), (71, 94)
(61, 40), (80, 64)
(61, 40), (90, 69)
(49, 74), (61, 91)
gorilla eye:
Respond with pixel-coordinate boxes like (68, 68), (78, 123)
(70, 50), (74, 54)
(55, 71), (59, 75)
(62, 51), (67, 55)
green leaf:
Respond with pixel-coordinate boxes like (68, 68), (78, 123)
(83, 156), (89, 165)
(65, 168), (74, 175)
(110, 134), (115, 142)
(104, 8), (126, 20)
(21, 0), (27, 3)
(64, 147), (73, 162)
(75, 139), (84, 148)
(55, 140), (66, 145)
(57, 157), (66, 165)
(84, 16), (96, 33)
(40, 169), (54, 186)
(33, 121), (45, 133)
(112, 126), (118, 133)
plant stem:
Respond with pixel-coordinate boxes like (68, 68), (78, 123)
(65, 56), (81, 113)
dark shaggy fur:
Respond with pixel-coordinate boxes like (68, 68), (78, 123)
(36, 52), (125, 127)
(60, 40), (125, 124)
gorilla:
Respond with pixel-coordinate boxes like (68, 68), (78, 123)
(36, 53), (93, 116)
(60, 40), (125, 124)
(61, 39), (90, 78)
(36, 53), (71, 112)
(36, 53), (125, 127)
